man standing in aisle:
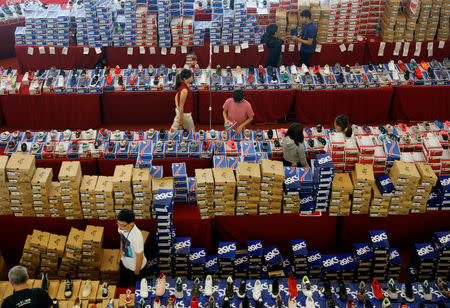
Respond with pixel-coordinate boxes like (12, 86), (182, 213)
(223, 89), (255, 134)
(117, 209), (147, 287)
(290, 9), (317, 67)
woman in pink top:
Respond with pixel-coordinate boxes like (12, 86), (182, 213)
(222, 90), (255, 133)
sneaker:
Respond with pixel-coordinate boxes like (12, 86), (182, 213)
(237, 280), (246, 298)
(191, 278), (200, 298)
(302, 276), (313, 297)
(175, 277), (183, 299)
(255, 298), (263, 308)
(240, 295), (249, 308)
(64, 274), (73, 298)
(140, 278), (148, 298)
(387, 279), (398, 300)
(347, 300), (356, 308)
(191, 297), (198, 308)
(208, 296), (215, 308)
(73, 297), (81, 308)
(288, 297), (296, 308)
(422, 280), (432, 300)
(305, 296), (315, 308)
(364, 299), (373, 308)
(428, 67), (436, 79)
(324, 64), (330, 76)
(222, 297), (230, 308)
(414, 67), (423, 79)
(168, 295), (176, 308)
(125, 289), (132, 304)
(139, 298), (145, 308)
(225, 277), (234, 298)
(322, 279), (332, 299)
(301, 64), (309, 74)
(253, 280), (262, 301)
(52, 299), (58, 308)
(288, 275), (298, 298)
(372, 280), (383, 300)
(204, 275), (213, 296)
(338, 281), (348, 301)
(154, 297), (161, 308)
(404, 281), (414, 302)
(276, 295), (283, 308)
(41, 272), (48, 292)
(82, 280), (92, 298)
(327, 297), (337, 308)
(444, 57), (450, 69)
(280, 65), (286, 74)
(290, 65), (298, 75)
(357, 281), (366, 302)
(421, 61), (429, 70)
(272, 278), (280, 297)
(382, 299), (391, 308)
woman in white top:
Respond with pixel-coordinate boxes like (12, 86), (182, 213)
(334, 114), (353, 138)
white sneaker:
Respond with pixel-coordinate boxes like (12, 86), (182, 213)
(253, 280), (262, 301)
(302, 276), (313, 297)
(288, 297), (296, 308)
(236, 74), (243, 84)
(392, 70), (399, 81)
(280, 65), (286, 74)
(301, 64), (309, 74)
(154, 297), (161, 308)
(324, 65), (331, 76)
(305, 296), (315, 308)
(204, 275), (213, 296)
(140, 278), (149, 298)
(57, 75), (64, 87)
(81, 280), (92, 298)
(155, 274), (166, 296)
(290, 65), (297, 75)
(388, 60), (396, 72)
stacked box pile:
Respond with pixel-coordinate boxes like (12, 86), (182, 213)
(100, 249), (120, 283)
(218, 242), (236, 278)
(317, 2), (331, 44)
(14, 27), (26, 45)
(58, 161), (82, 219)
(322, 254), (340, 281)
(388, 160), (420, 215)
(370, 230), (390, 281)
(212, 168), (236, 216)
(97, 1), (114, 47)
(56, 10), (70, 47)
(173, 237), (191, 277)
(183, 0), (195, 19)
(413, 163), (437, 213)
(172, 163), (188, 203)
(275, 9), (287, 38)
(145, 14), (158, 46)
(292, 239), (308, 277)
(187, 177), (196, 205)
(307, 251), (323, 279)
(283, 167), (301, 214)
(46, 10), (57, 46)
(351, 163), (375, 215)
(414, 0), (431, 41)
(268, 0), (279, 23)
(310, 2), (320, 28)
(394, 13), (406, 41)
(80, 176), (98, 219)
(0, 156), (10, 215)
(221, 10), (234, 45)
(263, 246), (284, 276)
(353, 243), (373, 281)
(436, 175), (450, 210)
(84, 0), (101, 48)
(74, 9), (89, 47)
(259, 159), (284, 215)
(35, 10), (47, 46)
(59, 227), (84, 278)
(132, 168), (152, 219)
(403, 0), (419, 41)
(232, 0), (246, 45)
(21, 230), (49, 278)
(329, 173), (353, 216)
(370, 175), (393, 217)
(112, 164), (134, 214)
(313, 154), (334, 212)
(425, 0), (440, 41)
(157, 0), (171, 47)
(195, 168), (214, 219)
(205, 255), (219, 278)
(136, 6), (147, 46)
(359, 0), (384, 37)
(41, 233), (66, 279)
(437, 0), (449, 40)
(79, 225), (104, 280)
(433, 231), (450, 280)
(151, 176), (173, 217)
(246, 13), (258, 45)
(113, 15), (125, 47)
(95, 176), (115, 219)
(154, 189), (175, 274)
(248, 240), (263, 278)
(124, 0), (138, 47)
(193, 21), (209, 45)
(411, 243), (436, 281)
(329, 133), (345, 172)
(236, 162), (260, 215)
(380, 0), (401, 42)
(298, 168), (314, 214)
(171, 17), (183, 46)
(7, 153), (36, 217)
(339, 254), (357, 282)
(327, 0), (360, 43)
(387, 248), (402, 281)
(49, 182), (64, 217)
(182, 18), (194, 46)
(423, 129), (444, 176)
(31, 168), (53, 217)
(189, 247), (206, 278)
(234, 251), (249, 278)
(210, 12), (223, 45)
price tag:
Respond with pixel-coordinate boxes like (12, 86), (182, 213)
(83, 47), (89, 55)
(139, 46), (145, 54)
(427, 42), (433, 50)
(62, 47), (68, 55)
(281, 45), (285, 52)
(414, 42), (421, 56)
(393, 42), (402, 56)
(38, 46), (45, 54)
(428, 47), (433, 57)
(439, 41), (445, 49)
(241, 42), (248, 49)
(170, 47), (176, 54)
(95, 47), (102, 54)
(258, 44), (264, 52)
(213, 46), (219, 53)
(127, 47), (133, 55)
(149, 47), (156, 54)
(27, 47), (34, 55)
(161, 47), (167, 55)
(402, 42), (410, 57)
(49, 47), (55, 55)
(315, 44), (322, 53)
(340, 44), (347, 52)
(224, 45), (229, 53)
(181, 46), (187, 53)
(288, 44), (295, 52)
(348, 43), (354, 52)
(377, 42), (385, 56)
(235, 45), (241, 53)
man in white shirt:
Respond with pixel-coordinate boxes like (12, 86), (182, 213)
(117, 209), (147, 287)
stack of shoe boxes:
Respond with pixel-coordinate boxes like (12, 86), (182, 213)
(433, 231), (450, 279)
(59, 227), (84, 278)
(41, 233), (66, 279)
(187, 177), (196, 205)
(195, 168), (214, 219)
(413, 163), (437, 213)
(97, 1), (114, 46)
(80, 176), (98, 219)
(248, 240), (263, 278)
(132, 168), (152, 219)
(31, 168), (52, 217)
(95, 176), (115, 219)
(236, 162), (260, 215)
(145, 14), (158, 46)
(221, 10), (234, 46)
(339, 254), (356, 282)
(232, 0), (247, 45)
(212, 168), (236, 216)
(171, 17), (183, 47)
(56, 8), (70, 46)
(425, 0), (441, 40)
(58, 161), (83, 219)
(351, 163), (375, 215)
(49, 182), (63, 217)
(259, 160), (284, 215)
(205, 255), (220, 278)
(136, 6), (147, 46)
(21, 230), (49, 278)
(437, 0), (450, 40)
(370, 230), (390, 281)
(370, 175), (393, 217)
(283, 167), (301, 213)
(0, 156), (10, 215)
(387, 248), (402, 281)
(329, 133), (345, 172)
(307, 251), (323, 279)
(172, 163), (188, 203)
(124, 0), (138, 47)
(403, 0), (419, 40)
(182, 19), (194, 46)
(291, 239), (308, 277)
(33, 230), (50, 277)
(322, 254), (340, 281)
(112, 164), (134, 215)
(100, 249), (121, 283)
(234, 251), (248, 278)
(394, 13), (406, 41)
(329, 173), (353, 216)
(436, 175), (450, 210)
(313, 154), (334, 212)
(411, 243), (437, 281)
(298, 168), (314, 214)
(173, 237), (191, 277)
(353, 243), (374, 281)
(316, 2), (331, 44)
(210, 12), (222, 46)
(152, 177), (173, 218)
(79, 225), (104, 280)
(275, 9), (287, 38)
(423, 134), (443, 175)
(154, 189), (175, 274)
(189, 247), (206, 279)
(264, 246), (284, 276)
(380, 0), (401, 42)
(218, 242), (236, 278)
(388, 160), (420, 215)
(7, 153), (36, 217)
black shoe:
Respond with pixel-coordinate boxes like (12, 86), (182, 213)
(64, 274), (72, 298)
(41, 271), (49, 291)
(237, 280), (246, 298)
(316, 125), (323, 133)
(323, 279), (332, 299)
(255, 298), (264, 308)
(276, 295), (282, 308)
(405, 281), (414, 302)
(327, 297), (337, 308)
(308, 139), (314, 148)
(427, 68), (436, 79)
(216, 65), (222, 76)
(240, 295), (249, 308)
(267, 66), (273, 75)
(222, 297), (230, 308)
(378, 126), (387, 134)
(345, 65), (351, 73)
(272, 278), (279, 297)
(271, 71), (278, 82)
(94, 140), (101, 149)
(159, 129), (166, 140)
(91, 75), (99, 86)
(267, 129), (273, 140)
(249, 65), (255, 74)
(274, 140), (280, 149)
(52, 299), (58, 308)
(21, 143), (27, 152)
(46, 77), (53, 87)
(404, 70), (410, 80)
(317, 137), (326, 146)
(191, 278), (200, 298)
(338, 281), (348, 301)
(225, 277), (234, 298)
(317, 73), (324, 84)
(364, 299), (373, 308)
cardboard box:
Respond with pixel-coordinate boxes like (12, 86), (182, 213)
(6, 153), (36, 182)
(31, 168), (53, 191)
(58, 161), (82, 183)
(0, 156), (9, 181)
(47, 234), (67, 257)
(260, 159), (284, 182)
(332, 173), (353, 194)
(83, 225), (104, 249)
(132, 168), (151, 191)
(112, 164), (133, 191)
(416, 163), (438, 186)
(80, 176), (98, 198)
(66, 228), (84, 253)
(151, 177), (174, 194)
(236, 162), (261, 183)
(95, 177), (114, 199)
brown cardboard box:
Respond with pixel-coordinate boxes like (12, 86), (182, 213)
(58, 161), (82, 182)
(212, 168), (236, 187)
(95, 177), (114, 198)
(30, 229), (50, 252)
(152, 177), (174, 194)
(66, 228), (84, 253)
(332, 173), (353, 194)
(132, 168), (151, 193)
(112, 165), (133, 190)
(47, 234), (67, 257)
(195, 169), (214, 188)
(78, 280), (100, 302)
(416, 163), (438, 186)
(260, 159), (284, 182)
(31, 168), (53, 191)
(0, 155), (9, 181)
(354, 164), (375, 185)
(57, 279), (82, 301)
(6, 153), (36, 182)
(236, 162), (261, 183)
(100, 249), (120, 272)
(80, 176), (98, 199)
(83, 225), (104, 249)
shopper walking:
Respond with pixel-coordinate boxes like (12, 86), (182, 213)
(281, 123), (310, 167)
(171, 69), (195, 131)
(261, 23), (284, 67)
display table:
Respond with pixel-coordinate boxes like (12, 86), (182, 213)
(15, 45), (104, 73)
(0, 20), (24, 59)
(198, 89), (295, 124)
(391, 85), (450, 121)
(295, 87), (394, 124)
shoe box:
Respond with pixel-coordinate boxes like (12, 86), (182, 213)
(351, 164), (375, 215)
(322, 254), (340, 281)
(312, 154), (334, 212)
(154, 189), (175, 274)
(194, 168), (214, 219)
(42, 233), (66, 277)
(31, 167), (53, 217)
(80, 176), (98, 219)
(100, 249), (120, 284)
(218, 241), (236, 278)
(248, 240), (263, 278)
(0, 156), (10, 215)
(264, 246), (284, 276)
(339, 253), (357, 282)
(234, 251), (249, 278)
(132, 168), (152, 219)
(307, 251), (323, 280)
(187, 177), (196, 206)
(58, 161), (83, 220)
(205, 255), (220, 279)
(411, 243), (437, 281)
(173, 237), (191, 277)
(79, 225), (104, 280)
(189, 248), (206, 279)
(172, 163), (188, 203)
(236, 162), (260, 215)
(94, 176), (115, 220)
(152, 177), (174, 218)
(412, 163), (437, 213)
(386, 248), (402, 281)
(437, 175), (450, 211)
(213, 155), (228, 168)
(433, 231), (450, 279)
(353, 243), (373, 281)
(212, 168), (236, 216)
(369, 230), (390, 281)
(259, 160), (284, 215)
(329, 173), (353, 216)
(283, 167), (301, 213)
(112, 164), (134, 211)
(369, 177), (392, 217)
(388, 160), (421, 215)
(291, 239), (308, 276)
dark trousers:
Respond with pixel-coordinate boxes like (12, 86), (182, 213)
(119, 261), (142, 287)
(299, 51), (313, 67)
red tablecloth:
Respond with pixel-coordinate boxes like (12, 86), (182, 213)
(0, 20), (24, 59)
(0, 93), (101, 129)
(391, 85), (450, 121)
(295, 87), (393, 124)
(105, 45), (211, 68)
(198, 89), (295, 124)
(15, 45), (104, 73)
(365, 38), (450, 64)
(101, 91), (198, 126)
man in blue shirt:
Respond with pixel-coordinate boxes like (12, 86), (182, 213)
(290, 9), (317, 67)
